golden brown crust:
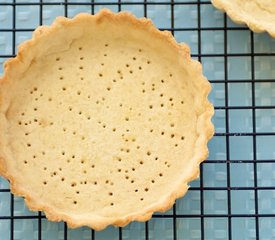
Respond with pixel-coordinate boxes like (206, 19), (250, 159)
(0, 9), (214, 230)
(212, 0), (275, 37)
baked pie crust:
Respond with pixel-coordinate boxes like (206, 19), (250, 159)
(212, 0), (275, 37)
(0, 10), (214, 230)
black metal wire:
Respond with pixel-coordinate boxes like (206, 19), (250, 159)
(223, 13), (233, 240)
(37, 2), (43, 239)
(1, 185), (275, 194)
(3, 27), (274, 32)
(250, 31), (260, 240)
(64, 223), (67, 240)
(2, 212), (275, 220)
(91, 229), (95, 240)
(197, 2), (205, 239)
(63, 0), (68, 237)
(118, 0), (121, 11)
(143, 1), (148, 238)
(90, 3), (95, 240)
(170, 1), (177, 239)
(145, 221), (149, 240)
(173, 205), (177, 240)
(9, 195), (13, 240)
(10, 1), (16, 239)
(1, 51), (275, 59)
(118, 227), (122, 240)
(0, 1), (212, 5)
(0, 0), (274, 240)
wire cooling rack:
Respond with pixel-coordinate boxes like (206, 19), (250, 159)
(0, 0), (275, 239)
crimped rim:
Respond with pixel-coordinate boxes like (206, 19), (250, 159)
(211, 0), (275, 37)
(0, 9), (214, 230)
